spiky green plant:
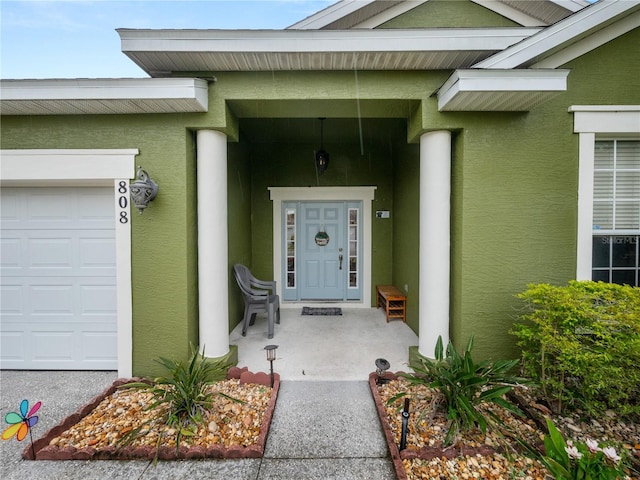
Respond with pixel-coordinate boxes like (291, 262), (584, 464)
(389, 335), (525, 446)
(118, 344), (239, 450)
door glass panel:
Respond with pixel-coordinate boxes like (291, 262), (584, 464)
(285, 208), (296, 288)
(348, 208), (358, 288)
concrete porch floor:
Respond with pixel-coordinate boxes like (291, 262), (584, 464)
(229, 307), (418, 381)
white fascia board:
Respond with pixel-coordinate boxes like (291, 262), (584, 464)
(473, 0), (639, 69)
(532, 9), (640, 68)
(570, 105), (640, 133)
(470, 1), (548, 26)
(550, 0), (592, 13)
(1, 77), (208, 106)
(287, 0), (376, 29)
(353, 1), (430, 29)
(119, 28), (540, 54)
(437, 69), (569, 111)
(0, 149), (138, 182)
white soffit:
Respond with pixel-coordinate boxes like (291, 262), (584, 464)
(474, 0), (640, 69)
(0, 78), (208, 115)
(437, 69), (569, 111)
(118, 28), (540, 74)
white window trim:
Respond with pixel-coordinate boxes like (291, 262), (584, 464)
(269, 186), (376, 308)
(572, 106), (640, 280)
(0, 149), (137, 377)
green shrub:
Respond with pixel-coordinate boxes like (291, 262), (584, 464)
(390, 335), (525, 446)
(511, 281), (640, 417)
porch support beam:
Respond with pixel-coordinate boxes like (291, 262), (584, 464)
(196, 129), (230, 358)
(419, 130), (451, 357)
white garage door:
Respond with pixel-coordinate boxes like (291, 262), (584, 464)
(1, 187), (117, 370)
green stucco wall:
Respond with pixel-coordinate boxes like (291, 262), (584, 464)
(1, 114), (204, 376)
(227, 141), (253, 332)
(246, 119), (404, 302)
(378, 0), (519, 28)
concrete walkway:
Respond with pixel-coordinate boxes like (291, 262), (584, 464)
(1, 309), (413, 479)
(1, 373), (396, 479)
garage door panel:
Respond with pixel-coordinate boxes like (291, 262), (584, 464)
(78, 192), (117, 222)
(30, 284), (75, 315)
(1, 237), (21, 269)
(0, 187), (117, 370)
(4, 188), (114, 230)
(2, 323), (117, 369)
(79, 236), (116, 271)
(2, 230), (115, 277)
(32, 330), (76, 362)
(1, 285), (23, 314)
(80, 285), (117, 316)
(28, 237), (74, 270)
(26, 192), (74, 224)
(83, 331), (117, 363)
(0, 331), (25, 362)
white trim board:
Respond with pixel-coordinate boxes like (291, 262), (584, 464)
(571, 106), (640, 281)
(269, 186), (376, 309)
(0, 149), (137, 377)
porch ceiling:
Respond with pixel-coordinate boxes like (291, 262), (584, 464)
(238, 117), (407, 145)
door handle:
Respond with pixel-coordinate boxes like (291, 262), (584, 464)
(339, 253), (343, 270)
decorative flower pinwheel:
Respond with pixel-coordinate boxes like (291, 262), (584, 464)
(2, 399), (41, 443)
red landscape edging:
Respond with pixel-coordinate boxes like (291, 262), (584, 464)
(24, 369), (280, 461)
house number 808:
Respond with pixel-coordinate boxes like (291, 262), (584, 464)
(118, 181), (129, 224)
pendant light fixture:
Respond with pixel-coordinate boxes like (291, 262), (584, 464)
(315, 117), (329, 175)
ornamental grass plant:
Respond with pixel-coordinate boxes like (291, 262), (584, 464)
(389, 335), (526, 446)
(118, 344), (239, 450)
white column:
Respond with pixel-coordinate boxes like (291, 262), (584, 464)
(419, 130), (452, 357)
(197, 130), (229, 358)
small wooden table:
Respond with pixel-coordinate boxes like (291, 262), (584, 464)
(376, 285), (406, 323)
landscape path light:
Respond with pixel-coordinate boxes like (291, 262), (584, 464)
(264, 344), (278, 388)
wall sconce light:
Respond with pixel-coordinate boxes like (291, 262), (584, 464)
(130, 166), (158, 214)
(315, 117), (329, 175)
(375, 357), (390, 385)
(264, 344), (279, 387)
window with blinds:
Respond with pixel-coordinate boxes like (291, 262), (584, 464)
(592, 140), (640, 286)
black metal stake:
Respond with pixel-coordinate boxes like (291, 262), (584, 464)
(400, 398), (410, 451)
(269, 359), (274, 388)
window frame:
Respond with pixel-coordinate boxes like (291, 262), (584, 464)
(573, 106), (640, 280)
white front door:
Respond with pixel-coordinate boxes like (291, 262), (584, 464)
(0, 187), (117, 370)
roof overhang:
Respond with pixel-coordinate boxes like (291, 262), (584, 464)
(437, 69), (569, 111)
(288, 0), (587, 30)
(474, 0), (640, 69)
(0, 78), (208, 115)
(117, 28), (540, 75)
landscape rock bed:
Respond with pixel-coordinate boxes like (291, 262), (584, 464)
(370, 372), (640, 480)
(24, 367), (279, 461)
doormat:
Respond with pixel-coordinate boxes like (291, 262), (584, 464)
(302, 307), (342, 316)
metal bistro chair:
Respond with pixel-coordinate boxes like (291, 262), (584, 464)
(232, 264), (280, 339)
